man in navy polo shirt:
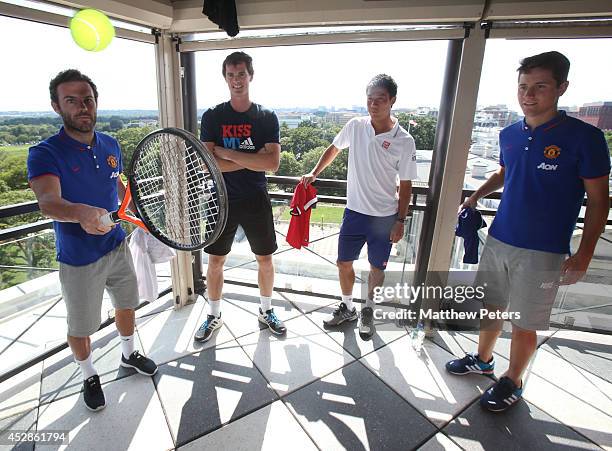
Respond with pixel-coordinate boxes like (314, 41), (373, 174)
(445, 52), (610, 412)
(27, 70), (157, 412)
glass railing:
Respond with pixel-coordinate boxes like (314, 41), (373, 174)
(0, 224), (173, 379)
(1, 176), (610, 380)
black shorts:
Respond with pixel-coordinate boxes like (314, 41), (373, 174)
(204, 190), (278, 256)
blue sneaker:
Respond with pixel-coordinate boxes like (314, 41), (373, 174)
(445, 353), (495, 375)
(258, 308), (287, 335)
(480, 376), (523, 412)
(194, 314), (223, 342)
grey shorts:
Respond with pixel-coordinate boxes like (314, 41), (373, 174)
(475, 235), (566, 331)
(59, 240), (139, 337)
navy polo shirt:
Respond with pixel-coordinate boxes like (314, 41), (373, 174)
(489, 111), (610, 254)
(27, 127), (126, 266)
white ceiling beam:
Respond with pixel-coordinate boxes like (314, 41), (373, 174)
(170, 0), (485, 33)
(179, 28), (466, 52)
(484, 0), (612, 20)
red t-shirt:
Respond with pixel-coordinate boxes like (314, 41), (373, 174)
(286, 182), (318, 249)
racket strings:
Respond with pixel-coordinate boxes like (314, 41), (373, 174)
(132, 133), (221, 247)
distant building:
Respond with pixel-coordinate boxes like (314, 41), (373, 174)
(476, 105), (518, 128)
(278, 113), (316, 129)
(574, 102), (612, 130)
(561, 105), (580, 117)
(413, 107), (438, 118)
(326, 112), (360, 126)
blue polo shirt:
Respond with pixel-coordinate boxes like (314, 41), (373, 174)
(489, 111), (610, 254)
(27, 127), (126, 266)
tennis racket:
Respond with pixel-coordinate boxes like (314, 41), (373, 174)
(100, 127), (228, 251)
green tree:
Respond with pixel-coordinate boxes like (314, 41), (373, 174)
(109, 116), (124, 131)
(396, 113), (437, 150)
(604, 130), (612, 156)
(0, 189), (52, 290)
(0, 153), (29, 190)
(277, 151), (301, 177)
(300, 145), (348, 196)
(110, 126), (155, 174)
(280, 125), (330, 158)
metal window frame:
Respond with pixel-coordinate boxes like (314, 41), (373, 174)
(178, 26), (468, 52)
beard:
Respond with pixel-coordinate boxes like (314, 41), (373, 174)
(60, 110), (97, 133)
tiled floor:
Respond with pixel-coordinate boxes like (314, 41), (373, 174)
(0, 284), (610, 451)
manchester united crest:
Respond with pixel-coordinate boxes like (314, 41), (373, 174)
(543, 145), (561, 159)
(107, 155), (118, 169)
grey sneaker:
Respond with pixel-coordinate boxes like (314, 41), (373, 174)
(359, 307), (375, 340)
(323, 303), (358, 327)
(194, 314), (223, 342)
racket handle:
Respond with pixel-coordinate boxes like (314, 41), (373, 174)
(100, 211), (119, 227)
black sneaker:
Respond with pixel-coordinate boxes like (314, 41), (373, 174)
(359, 307), (375, 341)
(258, 308), (287, 335)
(83, 375), (106, 411)
(120, 350), (158, 376)
(194, 314), (223, 342)
(323, 303), (358, 327)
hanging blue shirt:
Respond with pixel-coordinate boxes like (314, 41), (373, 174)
(489, 111), (610, 254)
(456, 207), (487, 264)
(27, 127), (126, 266)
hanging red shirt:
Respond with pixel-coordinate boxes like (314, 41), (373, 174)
(286, 182), (318, 249)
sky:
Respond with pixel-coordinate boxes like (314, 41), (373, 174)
(1, 14), (611, 113)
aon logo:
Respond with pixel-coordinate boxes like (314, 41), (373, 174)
(537, 162), (557, 171)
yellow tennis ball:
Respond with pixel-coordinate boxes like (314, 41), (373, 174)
(70, 9), (115, 52)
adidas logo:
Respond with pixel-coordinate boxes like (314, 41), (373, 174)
(239, 137), (255, 150)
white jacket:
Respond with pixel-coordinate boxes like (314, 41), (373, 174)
(128, 228), (175, 301)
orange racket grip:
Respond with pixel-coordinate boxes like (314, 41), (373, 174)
(100, 183), (149, 231)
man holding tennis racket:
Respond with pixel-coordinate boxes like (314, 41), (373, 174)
(194, 51), (286, 342)
(302, 74), (417, 341)
(27, 70), (158, 412)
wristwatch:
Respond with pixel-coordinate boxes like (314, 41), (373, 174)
(396, 216), (408, 224)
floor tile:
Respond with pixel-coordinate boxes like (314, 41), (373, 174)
(304, 305), (408, 360)
(178, 400), (316, 451)
(224, 287), (302, 321)
(284, 359), (437, 450)
(523, 347), (612, 450)
(443, 398), (601, 451)
(277, 290), (337, 314)
(135, 291), (176, 319)
(216, 295), (268, 340)
(361, 336), (493, 427)
(0, 363), (42, 420)
(237, 314), (354, 396)
(540, 329), (612, 384)
(0, 408), (37, 451)
(136, 299), (234, 365)
(417, 432), (463, 450)
(36, 375), (173, 451)
(154, 340), (277, 447)
(40, 327), (145, 405)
